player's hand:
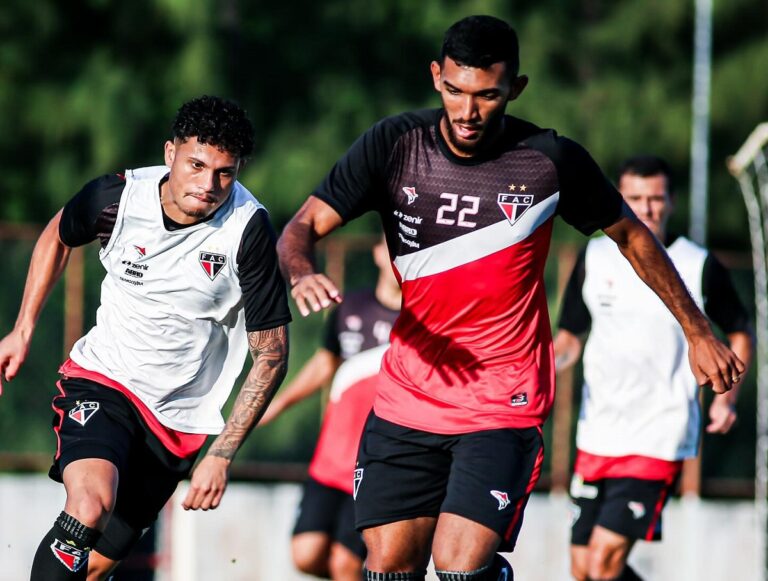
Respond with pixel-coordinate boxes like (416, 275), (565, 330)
(0, 329), (31, 396)
(290, 273), (342, 317)
(706, 394), (738, 434)
(687, 332), (745, 394)
(182, 455), (231, 511)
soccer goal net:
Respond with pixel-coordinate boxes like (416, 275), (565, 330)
(728, 122), (768, 581)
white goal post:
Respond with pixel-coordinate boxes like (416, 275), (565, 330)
(727, 122), (768, 581)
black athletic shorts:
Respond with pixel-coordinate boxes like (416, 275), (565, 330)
(293, 476), (366, 560)
(354, 413), (544, 552)
(50, 377), (199, 560)
(570, 474), (678, 545)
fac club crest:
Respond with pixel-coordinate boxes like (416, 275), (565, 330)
(68, 402), (100, 426)
(497, 193), (533, 225)
(353, 468), (364, 500)
(199, 252), (227, 281)
(50, 539), (88, 572)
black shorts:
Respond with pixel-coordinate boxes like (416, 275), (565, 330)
(570, 474), (678, 545)
(50, 377), (199, 560)
(293, 476), (366, 560)
(354, 413), (544, 552)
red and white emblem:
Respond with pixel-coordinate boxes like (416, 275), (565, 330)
(68, 402), (100, 426)
(490, 489), (511, 510)
(50, 539), (88, 572)
(199, 252), (227, 280)
(134, 245), (147, 258)
(497, 193), (533, 225)
(402, 186), (418, 205)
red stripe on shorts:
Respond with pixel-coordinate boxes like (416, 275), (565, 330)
(504, 427), (545, 542)
(644, 474), (676, 541)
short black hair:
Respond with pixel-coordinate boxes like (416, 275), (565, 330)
(618, 155), (674, 193)
(171, 95), (254, 159)
(441, 15), (520, 77)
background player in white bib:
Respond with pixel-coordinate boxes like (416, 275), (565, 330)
(260, 237), (401, 580)
(277, 16), (745, 581)
(554, 155), (754, 581)
(0, 96), (292, 580)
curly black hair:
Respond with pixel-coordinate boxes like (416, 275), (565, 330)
(441, 15), (520, 77)
(171, 95), (254, 159)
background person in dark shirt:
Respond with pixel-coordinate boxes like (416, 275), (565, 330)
(260, 236), (401, 581)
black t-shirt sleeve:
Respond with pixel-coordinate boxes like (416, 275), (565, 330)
(701, 253), (752, 334)
(237, 209), (293, 332)
(534, 136), (623, 235)
(321, 307), (342, 356)
(312, 114), (424, 222)
(59, 173), (126, 247)
(557, 247), (591, 335)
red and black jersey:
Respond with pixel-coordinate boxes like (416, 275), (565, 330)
(313, 109), (622, 434)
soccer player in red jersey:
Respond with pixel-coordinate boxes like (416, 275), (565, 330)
(277, 16), (744, 581)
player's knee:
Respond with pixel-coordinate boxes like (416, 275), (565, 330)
(329, 546), (363, 579)
(291, 548), (329, 577)
(65, 494), (114, 530)
(363, 568), (426, 580)
(586, 544), (624, 580)
(571, 561), (589, 581)
(435, 554), (513, 580)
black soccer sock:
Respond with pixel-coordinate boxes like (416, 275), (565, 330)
(30, 511), (101, 581)
(436, 554), (514, 581)
(363, 568), (427, 580)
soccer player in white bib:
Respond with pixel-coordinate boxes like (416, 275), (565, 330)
(554, 155), (754, 581)
(0, 96), (292, 580)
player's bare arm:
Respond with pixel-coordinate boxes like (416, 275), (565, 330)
(553, 329), (584, 374)
(0, 210), (71, 394)
(277, 197), (345, 317)
(603, 205), (745, 394)
(182, 324), (289, 510)
(259, 348), (340, 426)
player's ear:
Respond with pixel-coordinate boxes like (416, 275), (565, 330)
(430, 60), (442, 93)
(508, 75), (528, 101)
(164, 140), (176, 168)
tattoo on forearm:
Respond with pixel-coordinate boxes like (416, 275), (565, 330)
(208, 325), (289, 460)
